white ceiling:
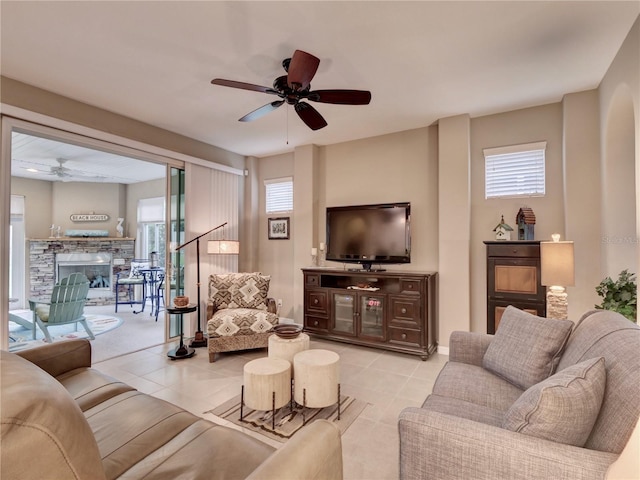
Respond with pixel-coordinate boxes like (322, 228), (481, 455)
(1, 1), (638, 159)
(10, 132), (166, 184)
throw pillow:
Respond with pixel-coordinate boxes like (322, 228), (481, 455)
(129, 261), (149, 278)
(483, 306), (573, 389)
(503, 357), (606, 447)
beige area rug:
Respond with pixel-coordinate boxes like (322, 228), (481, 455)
(207, 394), (367, 443)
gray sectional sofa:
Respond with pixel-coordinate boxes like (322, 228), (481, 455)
(1, 339), (343, 480)
(399, 307), (640, 480)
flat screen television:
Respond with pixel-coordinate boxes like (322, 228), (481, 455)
(326, 202), (411, 271)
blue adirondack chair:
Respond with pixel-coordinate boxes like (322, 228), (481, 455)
(28, 272), (93, 343)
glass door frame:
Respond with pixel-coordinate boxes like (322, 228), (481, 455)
(166, 167), (185, 340)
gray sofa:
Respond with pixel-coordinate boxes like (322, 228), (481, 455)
(399, 307), (640, 480)
(1, 339), (343, 480)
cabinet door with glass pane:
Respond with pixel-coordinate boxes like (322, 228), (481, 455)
(332, 292), (356, 336)
(359, 294), (385, 340)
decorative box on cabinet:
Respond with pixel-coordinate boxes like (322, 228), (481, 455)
(484, 241), (546, 334)
(302, 268), (438, 360)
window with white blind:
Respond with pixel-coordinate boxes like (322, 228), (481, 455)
(265, 177), (293, 213)
(484, 142), (546, 199)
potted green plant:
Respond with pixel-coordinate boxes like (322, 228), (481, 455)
(595, 269), (637, 322)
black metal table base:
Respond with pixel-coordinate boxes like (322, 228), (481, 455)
(167, 345), (195, 360)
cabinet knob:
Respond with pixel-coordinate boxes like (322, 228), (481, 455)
(401, 333), (407, 340)
(314, 320), (319, 326)
(512, 249), (517, 253)
(401, 308), (407, 314)
(408, 284), (413, 289)
(314, 298), (319, 305)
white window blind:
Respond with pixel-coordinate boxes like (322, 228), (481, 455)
(265, 177), (293, 213)
(484, 142), (546, 199)
(137, 197), (165, 222)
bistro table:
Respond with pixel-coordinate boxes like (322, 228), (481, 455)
(136, 267), (165, 320)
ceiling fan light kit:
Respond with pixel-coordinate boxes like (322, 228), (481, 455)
(211, 50), (371, 131)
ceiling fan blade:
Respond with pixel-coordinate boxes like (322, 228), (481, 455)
(239, 100), (285, 122)
(294, 102), (328, 131)
(211, 78), (278, 95)
(287, 50), (320, 91)
(309, 89), (372, 105)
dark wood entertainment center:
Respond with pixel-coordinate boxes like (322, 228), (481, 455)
(302, 268), (438, 360)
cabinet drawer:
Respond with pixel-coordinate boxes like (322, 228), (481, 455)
(388, 326), (422, 347)
(305, 315), (328, 332)
(400, 278), (421, 294)
(305, 274), (320, 287)
(305, 290), (328, 314)
(488, 244), (539, 258)
(389, 296), (421, 327)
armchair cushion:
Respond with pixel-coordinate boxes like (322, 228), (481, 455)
(503, 357), (606, 447)
(209, 273), (271, 310)
(482, 306), (573, 390)
(207, 308), (278, 338)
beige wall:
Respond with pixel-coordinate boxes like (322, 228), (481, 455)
(320, 127), (439, 273)
(51, 182), (124, 236)
(562, 90), (602, 319)
(257, 152), (295, 318)
(11, 177), (53, 238)
(439, 115), (470, 346)
(11, 177), (165, 241)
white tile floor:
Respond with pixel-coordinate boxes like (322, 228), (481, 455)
(94, 338), (448, 480)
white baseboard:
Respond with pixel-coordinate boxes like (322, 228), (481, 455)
(437, 345), (450, 356)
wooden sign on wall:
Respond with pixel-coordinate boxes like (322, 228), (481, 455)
(70, 214), (110, 222)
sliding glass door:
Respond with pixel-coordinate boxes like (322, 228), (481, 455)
(167, 167), (185, 338)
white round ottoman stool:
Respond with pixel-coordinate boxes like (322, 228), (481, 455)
(268, 332), (310, 376)
(242, 357), (291, 430)
(293, 349), (341, 423)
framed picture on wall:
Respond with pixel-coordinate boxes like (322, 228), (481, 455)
(268, 217), (290, 240)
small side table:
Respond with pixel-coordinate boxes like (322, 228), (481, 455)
(293, 349), (341, 423)
(268, 332), (310, 376)
(166, 304), (197, 360)
(242, 357), (292, 430)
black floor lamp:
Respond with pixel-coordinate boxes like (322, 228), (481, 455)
(174, 222), (239, 348)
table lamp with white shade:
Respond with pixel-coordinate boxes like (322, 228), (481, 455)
(541, 234), (575, 320)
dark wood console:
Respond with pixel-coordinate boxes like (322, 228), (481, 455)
(302, 268), (438, 360)
(484, 241), (546, 334)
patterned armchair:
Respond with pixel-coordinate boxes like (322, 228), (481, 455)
(206, 272), (278, 362)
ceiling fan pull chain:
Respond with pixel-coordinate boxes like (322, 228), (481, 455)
(286, 105), (289, 145)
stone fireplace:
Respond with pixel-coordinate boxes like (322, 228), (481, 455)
(29, 238), (135, 306)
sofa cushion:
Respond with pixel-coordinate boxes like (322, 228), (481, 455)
(483, 306), (573, 390)
(431, 362), (523, 412)
(55, 367), (135, 412)
(503, 357), (606, 447)
(118, 419), (275, 480)
(209, 273), (271, 310)
(422, 394), (504, 427)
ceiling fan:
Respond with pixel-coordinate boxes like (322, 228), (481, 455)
(19, 158), (105, 182)
(211, 50), (372, 130)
